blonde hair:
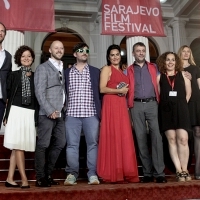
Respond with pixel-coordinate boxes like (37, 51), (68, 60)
(177, 45), (196, 65)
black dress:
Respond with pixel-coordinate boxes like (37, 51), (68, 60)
(159, 72), (192, 172)
(184, 65), (200, 126)
(159, 72), (190, 132)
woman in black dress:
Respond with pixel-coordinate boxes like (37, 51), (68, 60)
(156, 52), (192, 182)
(178, 45), (200, 180)
(3, 45), (37, 188)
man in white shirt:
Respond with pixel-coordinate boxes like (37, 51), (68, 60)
(0, 22), (12, 129)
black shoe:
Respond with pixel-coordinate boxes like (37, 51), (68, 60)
(156, 176), (167, 183)
(21, 185), (30, 189)
(36, 177), (51, 187)
(46, 175), (59, 185)
(5, 181), (20, 188)
(140, 176), (154, 183)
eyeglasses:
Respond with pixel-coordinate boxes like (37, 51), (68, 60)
(59, 71), (62, 82)
(76, 49), (90, 54)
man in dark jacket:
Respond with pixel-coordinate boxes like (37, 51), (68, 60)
(64, 42), (101, 186)
(0, 22), (12, 129)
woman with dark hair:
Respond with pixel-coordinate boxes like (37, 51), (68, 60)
(3, 45), (38, 188)
(178, 45), (200, 180)
(156, 52), (191, 182)
(97, 44), (139, 183)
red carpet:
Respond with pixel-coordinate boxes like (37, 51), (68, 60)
(0, 178), (200, 200)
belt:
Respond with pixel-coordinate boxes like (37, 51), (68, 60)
(134, 97), (156, 103)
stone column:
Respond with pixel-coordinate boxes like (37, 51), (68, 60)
(3, 30), (24, 71)
(1, 31), (24, 134)
(96, 15), (113, 69)
(126, 36), (149, 66)
(170, 18), (188, 53)
(165, 26), (174, 52)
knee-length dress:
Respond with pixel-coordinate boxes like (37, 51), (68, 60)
(159, 72), (190, 132)
(97, 66), (139, 183)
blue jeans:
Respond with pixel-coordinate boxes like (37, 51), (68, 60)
(65, 116), (99, 179)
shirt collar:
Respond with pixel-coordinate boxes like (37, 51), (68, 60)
(49, 58), (63, 71)
(0, 48), (5, 52)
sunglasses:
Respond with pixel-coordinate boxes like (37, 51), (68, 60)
(76, 49), (90, 54)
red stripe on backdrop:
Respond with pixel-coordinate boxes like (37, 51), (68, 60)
(102, 0), (165, 37)
(0, 0), (55, 32)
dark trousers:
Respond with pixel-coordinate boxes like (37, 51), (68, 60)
(35, 115), (66, 180)
(0, 99), (6, 129)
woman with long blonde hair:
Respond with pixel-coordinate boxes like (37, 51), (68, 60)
(178, 45), (200, 180)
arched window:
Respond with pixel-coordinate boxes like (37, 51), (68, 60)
(41, 29), (84, 69)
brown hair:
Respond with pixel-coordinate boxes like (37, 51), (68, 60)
(156, 52), (183, 74)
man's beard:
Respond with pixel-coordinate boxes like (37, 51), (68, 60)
(77, 57), (87, 63)
(0, 38), (4, 45)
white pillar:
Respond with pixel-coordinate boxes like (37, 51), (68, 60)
(165, 26), (174, 52)
(126, 36), (149, 66)
(97, 15), (113, 68)
(170, 18), (188, 53)
(3, 31), (24, 71)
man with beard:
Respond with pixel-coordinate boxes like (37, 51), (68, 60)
(0, 22), (12, 129)
(34, 40), (66, 187)
(64, 42), (101, 185)
(127, 42), (167, 183)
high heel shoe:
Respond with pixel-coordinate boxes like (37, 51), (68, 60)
(5, 181), (20, 188)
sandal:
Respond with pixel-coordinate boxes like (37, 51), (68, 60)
(176, 172), (185, 182)
(181, 171), (192, 181)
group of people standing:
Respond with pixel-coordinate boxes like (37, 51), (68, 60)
(0, 21), (200, 189)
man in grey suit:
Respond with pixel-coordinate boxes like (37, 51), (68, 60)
(34, 40), (66, 187)
(0, 22), (12, 129)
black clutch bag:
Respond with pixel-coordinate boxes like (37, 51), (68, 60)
(116, 82), (127, 96)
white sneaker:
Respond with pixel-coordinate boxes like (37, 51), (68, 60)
(88, 175), (100, 185)
(64, 174), (77, 186)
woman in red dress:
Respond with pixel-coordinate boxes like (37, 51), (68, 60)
(97, 44), (139, 183)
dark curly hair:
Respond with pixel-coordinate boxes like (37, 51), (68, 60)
(14, 45), (35, 66)
(156, 52), (183, 74)
(73, 42), (89, 53)
(106, 44), (121, 66)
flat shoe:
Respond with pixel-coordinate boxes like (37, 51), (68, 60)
(5, 181), (20, 188)
(21, 185), (30, 189)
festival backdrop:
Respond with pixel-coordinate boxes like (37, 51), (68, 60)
(102, 0), (165, 36)
(0, 0), (55, 32)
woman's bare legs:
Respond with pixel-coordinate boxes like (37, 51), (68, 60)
(6, 150), (18, 185)
(176, 129), (189, 171)
(15, 150), (29, 186)
(165, 130), (182, 172)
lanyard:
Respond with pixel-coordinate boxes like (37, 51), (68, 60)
(165, 71), (177, 91)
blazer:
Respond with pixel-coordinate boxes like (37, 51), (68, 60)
(4, 69), (39, 125)
(34, 60), (66, 116)
(65, 65), (101, 120)
(0, 50), (12, 102)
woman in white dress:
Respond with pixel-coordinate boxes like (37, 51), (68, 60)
(3, 45), (38, 188)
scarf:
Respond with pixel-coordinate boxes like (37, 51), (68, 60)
(21, 66), (32, 105)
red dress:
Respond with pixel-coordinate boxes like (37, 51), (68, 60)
(97, 66), (139, 183)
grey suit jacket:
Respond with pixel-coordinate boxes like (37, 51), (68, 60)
(0, 50), (12, 102)
(34, 60), (66, 116)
